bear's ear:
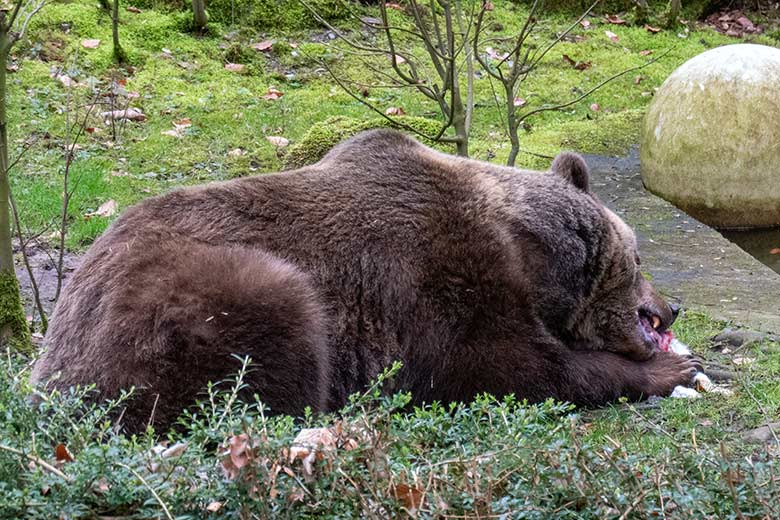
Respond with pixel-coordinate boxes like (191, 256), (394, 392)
(551, 152), (590, 192)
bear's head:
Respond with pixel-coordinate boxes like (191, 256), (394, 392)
(550, 153), (678, 361)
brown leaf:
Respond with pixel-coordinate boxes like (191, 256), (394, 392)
(6, 63), (18, 73)
(634, 75), (643, 85)
(590, 103), (600, 112)
(604, 30), (619, 42)
(391, 54), (406, 65)
(225, 63), (245, 73)
(229, 433), (251, 470)
(206, 501), (223, 513)
(393, 483), (425, 510)
(769, 248), (780, 255)
(228, 147), (246, 157)
(644, 24), (662, 33)
(580, 19), (591, 28)
(54, 443), (74, 462)
(261, 87), (284, 100)
(288, 487), (305, 504)
(483, 1), (494, 11)
(266, 136), (290, 148)
(385, 106), (406, 116)
(513, 96), (526, 107)
(174, 118), (192, 128)
(562, 54), (591, 71)
(252, 40), (274, 52)
(605, 14), (626, 25)
(126, 6), (141, 13)
(386, 2), (403, 9)
(639, 49), (653, 56)
(85, 199), (118, 219)
(81, 39), (100, 49)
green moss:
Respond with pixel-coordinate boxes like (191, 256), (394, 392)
(283, 115), (443, 169)
(131, 0), (346, 30)
(0, 271), (31, 354)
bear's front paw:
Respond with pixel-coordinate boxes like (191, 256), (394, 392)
(638, 351), (699, 398)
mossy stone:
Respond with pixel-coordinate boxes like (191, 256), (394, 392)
(640, 44), (780, 229)
(283, 116), (442, 169)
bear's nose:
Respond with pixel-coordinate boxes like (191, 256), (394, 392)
(669, 303), (681, 323)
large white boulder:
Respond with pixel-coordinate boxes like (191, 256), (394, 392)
(640, 44), (780, 229)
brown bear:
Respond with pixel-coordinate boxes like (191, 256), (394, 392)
(31, 129), (696, 432)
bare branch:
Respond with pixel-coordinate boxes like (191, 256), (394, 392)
(8, 188), (47, 333)
(13, 0), (46, 44)
(317, 57), (458, 145)
(526, 0), (599, 72)
(518, 47), (673, 123)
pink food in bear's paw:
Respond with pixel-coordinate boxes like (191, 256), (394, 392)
(658, 330), (674, 352)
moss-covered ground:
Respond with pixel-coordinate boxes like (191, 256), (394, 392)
(3, 1), (780, 516)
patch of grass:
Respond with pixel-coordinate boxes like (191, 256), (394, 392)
(3, 335), (780, 518)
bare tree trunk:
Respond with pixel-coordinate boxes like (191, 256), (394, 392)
(667, 0), (681, 27)
(0, 21), (31, 353)
(112, 0), (125, 63)
(192, 0), (208, 31)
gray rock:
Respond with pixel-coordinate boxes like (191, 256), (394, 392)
(742, 422), (780, 444)
(640, 44), (780, 229)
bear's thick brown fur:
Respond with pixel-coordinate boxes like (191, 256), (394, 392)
(32, 130), (696, 431)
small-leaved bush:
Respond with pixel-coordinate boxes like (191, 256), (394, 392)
(1, 351), (779, 518)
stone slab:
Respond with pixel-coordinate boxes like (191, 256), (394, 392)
(585, 148), (780, 333)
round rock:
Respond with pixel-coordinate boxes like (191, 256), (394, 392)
(640, 44), (780, 229)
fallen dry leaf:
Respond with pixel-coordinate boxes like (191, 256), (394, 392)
(101, 108), (147, 122)
(81, 39), (100, 49)
(206, 501), (223, 513)
(604, 14), (626, 24)
(126, 6), (141, 13)
(483, 1), (494, 11)
(252, 40), (274, 52)
(562, 54), (591, 71)
(225, 63), (245, 73)
(580, 19), (591, 28)
(261, 87), (284, 100)
(393, 483), (425, 510)
(634, 75), (643, 85)
(161, 442), (187, 459)
(85, 199), (118, 218)
(590, 103), (600, 112)
(6, 63), (18, 73)
(733, 356), (756, 366)
(174, 118), (192, 128)
(360, 16), (381, 26)
(289, 427), (336, 480)
(513, 96), (526, 107)
(392, 54), (406, 65)
(769, 248), (780, 255)
(220, 433), (253, 480)
(228, 147), (246, 157)
(266, 136), (290, 148)
(385, 106), (406, 116)
(288, 487), (305, 504)
(644, 24), (662, 33)
(54, 74), (77, 88)
(605, 30), (619, 43)
(386, 2), (403, 9)
(54, 444), (74, 462)
(639, 49), (653, 56)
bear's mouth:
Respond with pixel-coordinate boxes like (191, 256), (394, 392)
(638, 309), (673, 352)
